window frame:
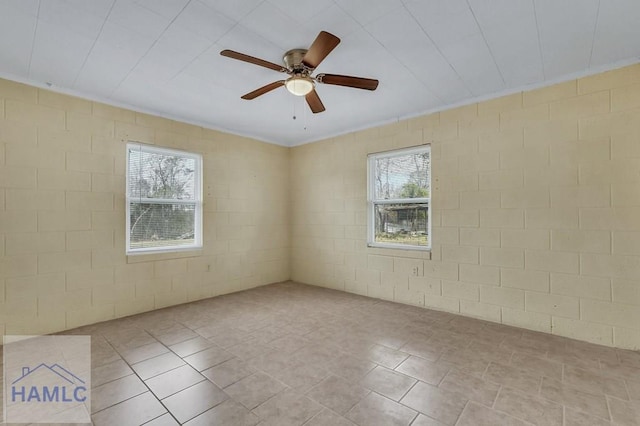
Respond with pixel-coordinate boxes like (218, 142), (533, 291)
(367, 144), (431, 251)
(125, 142), (203, 255)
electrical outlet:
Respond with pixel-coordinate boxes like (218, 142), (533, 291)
(206, 264), (211, 272)
(412, 267), (419, 276)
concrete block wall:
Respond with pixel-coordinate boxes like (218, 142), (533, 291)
(1, 63), (639, 350)
(290, 64), (640, 350)
(0, 79), (290, 336)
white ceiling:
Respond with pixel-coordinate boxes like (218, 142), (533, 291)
(1, 0), (639, 146)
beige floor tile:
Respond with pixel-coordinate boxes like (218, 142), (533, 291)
(183, 345), (234, 371)
(563, 364), (629, 400)
(253, 389), (323, 426)
(291, 343), (340, 366)
(145, 364), (205, 399)
(247, 325), (288, 344)
(467, 340), (514, 363)
(546, 345), (601, 370)
(183, 399), (259, 426)
(494, 386), (563, 426)
(208, 329), (254, 349)
(131, 352), (185, 380)
(395, 355), (450, 385)
(144, 412), (180, 425)
(226, 339), (274, 360)
(428, 331), (470, 351)
(608, 397), (640, 426)
(247, 349), (293, 375)
(437, 348), (491, 376)
(202, 357), (255, 388)
(270, 356), (329, 391)
(91, 392), (166, 426)
(365, 344), (410, 369)
(338, 337), (376, 357)
(564, 406), (612, 426)
(304, 328), (343, 345)
(326, 354), (377, 382)
(400, 381), (467, 425)
(540, 377), (610, 420)
(267, 334), (310, 353)
(599, 359), (640, 381)
(627, 377), (640, 401)
(370, 332), (412, 351)
(566, 340), (619, 365)
(168, 336), (214, 358)
(194, 324), (231, 339)
(456, 401), (530, 426)
(91, 339), (123, 367)
(304, 409), (357, 426)
(139, 318), (179, 336)
(500, 336), (550, 358)
(361, 366), (417, 401)
(91, 359), (133, 388)
(509, 351), (563, 379)
(618, 351), (640, 370)
(484, 362), (542, 394)
(439, 369), (500, 406)
(475, 326), (518, 345)
(410, 413), (446, 425)
(106, 329), (157, 350)
(446, 317), (486, 336)
(398, 339), (446, 362)
(91, 374), (147, 413)
(346, 392), (417, 426)
(162, 380), (228, 423)
(118, 341), (169, 364)
(306, 375), (370, 414)
(155, 327), (199, 346)
(224, 372), (286, 409)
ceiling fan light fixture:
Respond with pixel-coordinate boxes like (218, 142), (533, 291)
(285, 76), (314, 96)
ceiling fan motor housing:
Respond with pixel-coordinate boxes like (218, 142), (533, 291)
(283, 49), (309, 72)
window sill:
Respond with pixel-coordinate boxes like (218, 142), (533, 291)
(127, 249), (203, 263)
(366, 245), (431, 260)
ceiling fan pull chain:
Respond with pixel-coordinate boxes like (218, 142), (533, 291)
(303, 96), (308, 131)
(292, 95), (297, 121)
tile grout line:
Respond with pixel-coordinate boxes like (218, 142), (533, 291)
(91, 335), (177, 423)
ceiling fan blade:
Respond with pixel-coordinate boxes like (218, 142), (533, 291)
(302, 31), (340, 69)
(317, 73), (379, 90)
(305, 89), (326, 114)
(241, 81), (285, 100)
(221, 50), (287, 73)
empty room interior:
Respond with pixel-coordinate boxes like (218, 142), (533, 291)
(1, 1), (640, 425)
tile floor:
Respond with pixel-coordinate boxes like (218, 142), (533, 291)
(12, 281), (640, 425)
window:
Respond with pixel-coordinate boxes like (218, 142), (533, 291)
(368, 145), (430, 250)
(126, 143), (202, 254)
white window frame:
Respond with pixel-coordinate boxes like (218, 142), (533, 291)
(126, 142), (203, 255)
(367, 145), (431, 251)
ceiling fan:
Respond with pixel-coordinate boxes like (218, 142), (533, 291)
(220, 31), (379, 114)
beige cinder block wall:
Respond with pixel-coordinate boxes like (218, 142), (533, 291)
(291, 64), (640, 350)
(0, 79), (290, 336)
